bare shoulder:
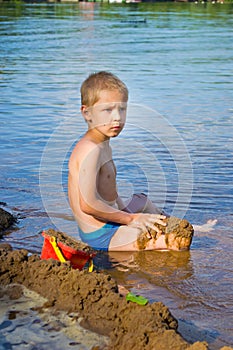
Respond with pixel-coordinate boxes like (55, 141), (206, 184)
(69, 138), (101, 171)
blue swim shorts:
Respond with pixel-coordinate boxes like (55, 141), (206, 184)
(78, 222), (121, 251)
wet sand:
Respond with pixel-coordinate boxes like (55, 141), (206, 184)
(0, 244), (232, 350)
(0, 284), (108, 350)
(137, 216), (194, 250)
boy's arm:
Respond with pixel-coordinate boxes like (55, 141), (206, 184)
(78, 144), (133, 225)
(76, 143), (167, 233)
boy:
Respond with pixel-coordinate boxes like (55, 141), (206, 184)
(68, 71), (191, 251)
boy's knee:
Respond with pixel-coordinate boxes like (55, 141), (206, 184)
(132, 193), (147, 199)
(133, 193), (148, 205)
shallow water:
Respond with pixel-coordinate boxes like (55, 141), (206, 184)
(0, 2), (233, 349)
(0, 285), (108, 350)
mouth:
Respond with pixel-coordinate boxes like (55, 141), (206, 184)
(111, 125), (121, 131)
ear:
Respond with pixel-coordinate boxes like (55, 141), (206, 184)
(81, 105), (92, 123)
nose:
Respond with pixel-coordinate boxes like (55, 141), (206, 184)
(113, 108), (121, 122)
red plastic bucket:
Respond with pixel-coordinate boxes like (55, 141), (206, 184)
(41, 231), (95, 271)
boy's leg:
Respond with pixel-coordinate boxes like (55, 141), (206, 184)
(108, 224), (168, 251)
(108, 225), (140, 251)
(109, 225), (192, 252)
(109, 225), (141, 251)
(108, 193), (167, 251)
(125, 193), (164, 215)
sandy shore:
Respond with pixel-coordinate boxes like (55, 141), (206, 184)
(0, 243), (232, 350)
(0, 283), (108, 349)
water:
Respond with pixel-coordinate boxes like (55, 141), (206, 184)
(0, 2), (233, 349)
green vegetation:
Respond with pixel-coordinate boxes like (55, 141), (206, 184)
(0, 1), (232, 21)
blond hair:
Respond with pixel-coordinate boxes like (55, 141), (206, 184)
(80, 71), (128, 107)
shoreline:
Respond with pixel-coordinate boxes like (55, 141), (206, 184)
(0, 1), (233, 4)
(0, 283), (109, 349)
(0, 244), (232, 350)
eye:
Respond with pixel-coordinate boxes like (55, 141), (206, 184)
(119, 107), (126, 113)
(104, 108), (112, 113)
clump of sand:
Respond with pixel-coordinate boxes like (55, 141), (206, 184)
(137, 216), (194, 250)
(43, 228), (96, 253)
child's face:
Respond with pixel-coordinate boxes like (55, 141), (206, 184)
(82, 90), (128, 138)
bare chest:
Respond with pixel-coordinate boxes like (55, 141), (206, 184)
(97, 159), (117, 202)
(99, 159), (116, 183)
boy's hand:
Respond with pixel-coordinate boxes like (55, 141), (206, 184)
(130, 214), (167, 238)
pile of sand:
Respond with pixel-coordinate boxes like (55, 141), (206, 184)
(0, 243), (221, 350)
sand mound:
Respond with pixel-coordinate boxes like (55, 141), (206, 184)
(0, 243), (211, 350)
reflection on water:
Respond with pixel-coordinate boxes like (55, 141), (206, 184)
(0, 2), (233, 349)
(105, 250), (194, 299)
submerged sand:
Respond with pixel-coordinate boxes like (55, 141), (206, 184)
(0, 283), (108, 349)
(1, 244), (232, 350)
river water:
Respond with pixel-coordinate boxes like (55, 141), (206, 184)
(0, 2), (232, 349)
